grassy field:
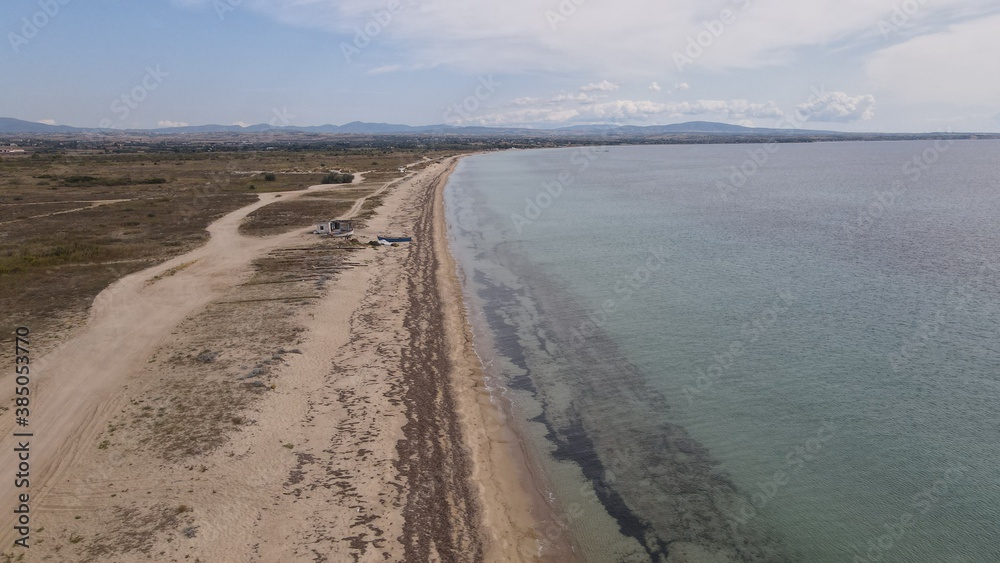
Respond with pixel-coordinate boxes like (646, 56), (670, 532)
(0, 146), (453, 341)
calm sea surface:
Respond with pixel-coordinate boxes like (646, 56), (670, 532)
(444, 141), (1000, 562)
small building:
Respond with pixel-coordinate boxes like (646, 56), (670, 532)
(315, 219), (354, 237)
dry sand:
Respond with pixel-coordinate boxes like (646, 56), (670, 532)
(0, 157), (545, 561)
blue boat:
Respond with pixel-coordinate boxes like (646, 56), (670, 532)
(377, 235), (412, 243)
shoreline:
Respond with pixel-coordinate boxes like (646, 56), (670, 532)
(434, 159), (582, 562)
(0, 154), (555, 561)
(429, 156), (575, 561)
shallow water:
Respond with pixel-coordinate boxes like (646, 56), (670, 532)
(445, 141), (1000, 562)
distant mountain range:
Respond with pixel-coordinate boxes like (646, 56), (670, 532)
(2, 117), (992, 141)
(0, 117), (847, 137)
(0, 118), (88, 134)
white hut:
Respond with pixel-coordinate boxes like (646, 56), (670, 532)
(314, 219), (355, 237)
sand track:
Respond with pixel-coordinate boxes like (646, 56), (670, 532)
(0, 180), (362, 547)
(0, 199), (132, 224)
(0, 158), (540, 562)
(339, 159), (428, 220)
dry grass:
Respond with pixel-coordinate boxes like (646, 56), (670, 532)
(0, 148), (441, 342)
(123, 241), (359, 462)
(358, 194), (386, 222)
(239, 195), (356, 237)
(238, 169), (403, 236)
(82, 505), (192, 560)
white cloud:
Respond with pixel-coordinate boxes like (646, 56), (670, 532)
(867, 13), (1000, 107)
(451, 89), (785, 126)
(157, 120), (189, 127)
(580, 80), (619, 92)
(38, 119), (56, 125)
(232, 121), (251, 127)
(165, 0), (1000, 130)
(554, 93), (598, 103)
(509, 96), (543, 107)
(172, 0), (1000, 75)
(368, 64), (403, 75)
(796, 92), (875, 122)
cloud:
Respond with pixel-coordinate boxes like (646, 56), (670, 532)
(232, 121), (251, 127)
(867, 13), (1000, 107)
(157, 120), (189, 127)
(170, 0), (1000, 75)
(162, 0), (1000, 131)
(795, 92), (875, 122)
(368, 64), (403, 75)
(581, 80), (619, 92)
(556, 93), (599, 103)
(682, 99), (785, 120)
(38, 119), (56, 125)
(450, 89), (786, 126)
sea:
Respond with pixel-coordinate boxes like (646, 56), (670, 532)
(443, 141), (1000, 563)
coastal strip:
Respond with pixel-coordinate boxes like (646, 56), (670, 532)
(397, 157), (484, 559)
(0, 155), (545, 561)
(394, 156), (548, 561)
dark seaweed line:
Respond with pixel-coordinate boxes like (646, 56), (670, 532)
(467, 242), (795, 562)
(395, 167), (485, 563)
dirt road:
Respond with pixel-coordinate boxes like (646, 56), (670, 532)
(0, 181), (361, 546)
(338, 159), (429, 220)
(0, 158), (541, 561)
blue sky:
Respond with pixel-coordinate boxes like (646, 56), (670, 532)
(2, 0), (999, 132)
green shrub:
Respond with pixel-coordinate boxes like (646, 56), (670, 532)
(320, 173), (354, 184)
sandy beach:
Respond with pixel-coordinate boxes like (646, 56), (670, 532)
(0, 156), (543, 561)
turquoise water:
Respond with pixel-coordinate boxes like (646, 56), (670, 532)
(444, 142), (1000, 562)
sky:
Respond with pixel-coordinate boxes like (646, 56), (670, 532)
(2, 0), (999, 132)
